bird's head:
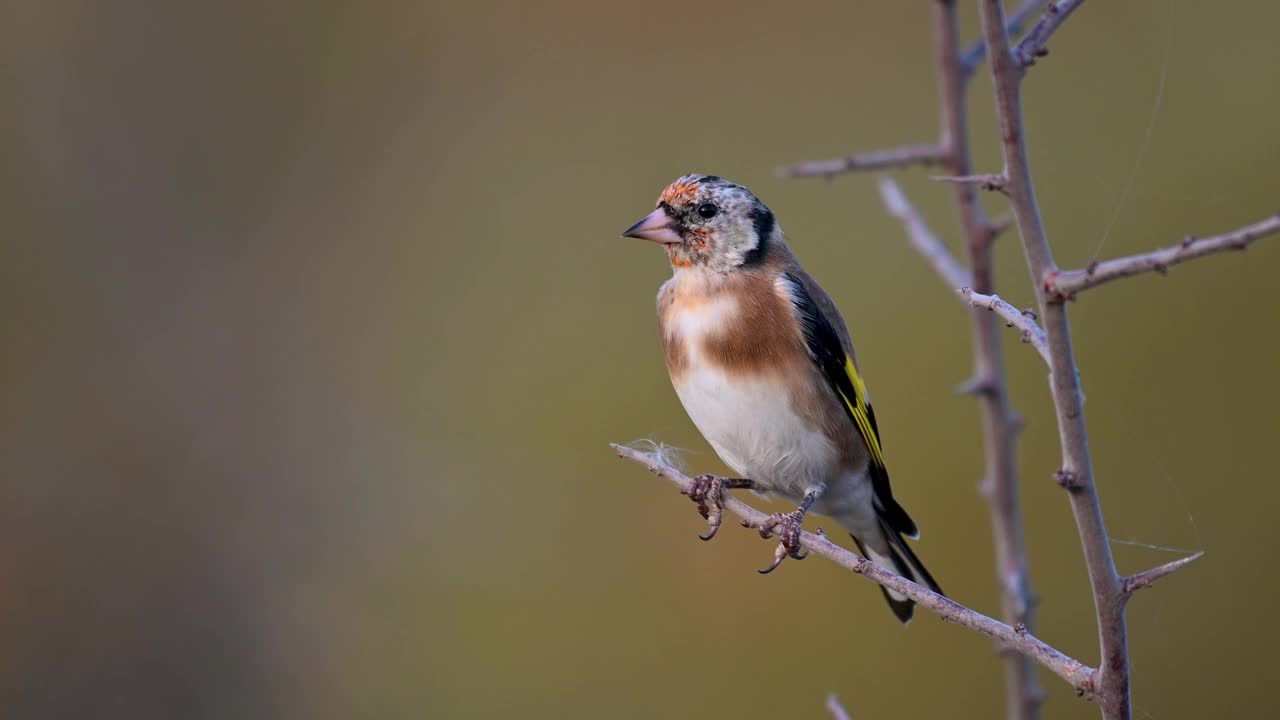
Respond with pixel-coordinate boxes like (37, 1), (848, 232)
(622, 174), (777, 271)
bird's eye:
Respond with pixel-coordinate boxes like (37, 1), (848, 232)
(696, 203), (719, 219)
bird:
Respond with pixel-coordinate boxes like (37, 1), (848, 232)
(621, 173), (942, 622)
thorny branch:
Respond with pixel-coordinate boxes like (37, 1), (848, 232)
(960, 288), (1050, 363)
(775, 144), (947, 180)
(824, 1), (1049, 713)
(612, 443), (1099, 696)
(960, 0), (1049, 77)
(930, 173), (1010, 193)
(930, 25), (1045, 718)
(899, 3), (1047, 716)
(1013, 0), (1088, 68)
(1046, 214), (1280, 299)
(976, 0), (1122, 717)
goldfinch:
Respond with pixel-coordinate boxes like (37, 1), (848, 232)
(623, 174), (942, 622)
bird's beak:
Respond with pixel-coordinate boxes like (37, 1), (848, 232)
(621, 207), (682, 244)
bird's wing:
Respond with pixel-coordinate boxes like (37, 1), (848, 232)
(782, 269), (918, 538)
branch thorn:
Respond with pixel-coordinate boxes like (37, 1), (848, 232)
(956, 375), (997, 397)
(1122, 551), (1206, 598)
(1053, 468), (1081, 492)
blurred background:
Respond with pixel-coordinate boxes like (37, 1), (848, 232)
(2, 1), (1277, 718)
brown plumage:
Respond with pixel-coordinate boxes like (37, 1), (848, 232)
(658, 248), (865, 473)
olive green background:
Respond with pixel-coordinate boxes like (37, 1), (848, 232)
(2, 1), (1278, 718)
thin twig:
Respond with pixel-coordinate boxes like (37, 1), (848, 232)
(977, 2), (1129, 719)
(989, 212), (1016, 240)
(826, 693), (853, 720)
(961, 0), (1051, 78)
(960, 288), (1050, 363)
(877, 177), (970, 289)
(612, 443), (1098, 697)
(775, 144), (947, 179)
(1046, 214), (1280, 298)
(1121, 552), (1204, 598)
(1014, 0), (1088, 68)
(930, 173), (1010, 193)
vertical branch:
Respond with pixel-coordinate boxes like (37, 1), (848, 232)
(934, 3), (1042, 718)
(975, 3), (1129, 720)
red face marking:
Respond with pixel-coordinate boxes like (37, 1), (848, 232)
(657, 178), (717, 269)
(660, 180), (699, 207)
(667, 245), (692, 267)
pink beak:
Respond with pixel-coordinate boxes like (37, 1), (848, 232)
(621, 207), (682, 244)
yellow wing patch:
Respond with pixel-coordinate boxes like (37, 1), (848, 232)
(838, 356), (886, 467)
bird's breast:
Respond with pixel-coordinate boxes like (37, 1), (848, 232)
(658, 272), (808, 381)
(672, 364), (838, 493)
(660, 287), (837, 493)
(665, 294), (738, 372)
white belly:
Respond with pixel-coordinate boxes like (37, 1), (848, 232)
(674, 365), (837, 498)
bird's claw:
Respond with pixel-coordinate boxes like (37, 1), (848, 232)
(682, 474), (729, 541)
(756, 509), (808, 574)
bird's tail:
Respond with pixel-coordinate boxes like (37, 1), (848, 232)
(845, 515), (943, 624)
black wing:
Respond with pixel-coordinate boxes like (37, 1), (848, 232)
(784, 272), (918, 538)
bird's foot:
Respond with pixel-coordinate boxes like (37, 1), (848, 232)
(681, 474), (755, 541)
(754, 508), (810, 574)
